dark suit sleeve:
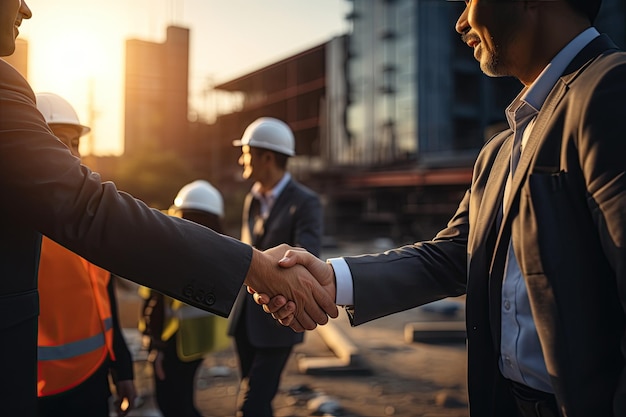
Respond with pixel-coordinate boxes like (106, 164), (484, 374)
(509, 52), (626, 415)
(345, 190), (469, 325)
(565, 57), (626, 413)
(576, 58), (626, 287)
(0, 60), (250, 317)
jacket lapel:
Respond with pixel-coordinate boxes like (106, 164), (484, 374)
(502, 80), (567, 223)
(475, 132), (514, 347)
(472, 131), (513, 254)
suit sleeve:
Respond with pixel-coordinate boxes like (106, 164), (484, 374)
(575, 58), (626, 412)
(0, 61), (251, 317)
(576, 58), (626, 290)
(345, 190), (469, 325)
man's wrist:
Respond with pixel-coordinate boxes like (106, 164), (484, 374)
(244, 248), (264, 291)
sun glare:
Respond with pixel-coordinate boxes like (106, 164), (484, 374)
(18, 0), (349, 156)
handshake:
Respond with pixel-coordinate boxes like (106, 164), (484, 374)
(244, 244), (339, 332)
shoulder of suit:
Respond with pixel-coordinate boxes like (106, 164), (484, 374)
(0, 59), (36, 105)
(286, 179), (320, 200)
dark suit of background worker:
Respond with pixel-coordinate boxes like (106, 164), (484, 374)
(0, 2), (336, 416)
(35, 92), (136, 417)
(228, 117), (323, 417)
(260, 0), (626, 416)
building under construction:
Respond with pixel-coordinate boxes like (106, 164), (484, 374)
(207, 1), (520, 242)
(119, 0), (626, 242)
(207, 0), (625, 242)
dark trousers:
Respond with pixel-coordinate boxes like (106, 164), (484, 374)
(153, 335), (204, 417)
(510, 380), (560, 417)
(37, 362), (111, 417)
(234, 321), (292, 417)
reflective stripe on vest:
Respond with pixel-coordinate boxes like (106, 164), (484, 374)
(37, 238), (115, 396)
(38, 317), (113, 361)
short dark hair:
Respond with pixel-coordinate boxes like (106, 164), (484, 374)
(566, 0), (602, 23)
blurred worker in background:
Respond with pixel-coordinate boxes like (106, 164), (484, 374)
(140, 180), (231, 417)
(228, 118), (323, 417)
(35, 92), (136, 417)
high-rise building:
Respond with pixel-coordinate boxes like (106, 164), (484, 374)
(339, 0), (520, 169)
(339, 0), (625, 171)
(124, 26), (190, 156)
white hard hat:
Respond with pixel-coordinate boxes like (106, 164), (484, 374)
(35, 92), (91, 137)
(172, 180), (224, 217)
(232, 117), (295, 156)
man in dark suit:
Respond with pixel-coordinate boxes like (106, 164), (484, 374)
(260, 0), (626, 415)
(0, 3), (337, 415)
(228, 117), (323, 417)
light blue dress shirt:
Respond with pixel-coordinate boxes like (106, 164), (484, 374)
(251, 172), (291, 218)
(330, 27), (601, 393)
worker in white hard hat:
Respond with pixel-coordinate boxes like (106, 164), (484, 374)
(35, 92), (91, 156)
(228, 117), (323, 417)
(34, 92), (137, 417)
(139, 179), (230, 417)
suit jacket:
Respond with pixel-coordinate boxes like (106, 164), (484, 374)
(342, 35), (626, 417)
(228, 178), (322, 347)
(0, 59), (251, 414)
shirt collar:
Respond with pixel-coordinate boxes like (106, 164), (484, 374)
(251, 172), (291, 201)
(506, 27), (600, 127)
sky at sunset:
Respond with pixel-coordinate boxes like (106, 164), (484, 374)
(18, 0), (350, 155)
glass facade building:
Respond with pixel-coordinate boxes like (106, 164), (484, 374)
(341, 0), (521, 168)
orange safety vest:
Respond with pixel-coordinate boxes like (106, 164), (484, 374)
(37, 237), (115, 397)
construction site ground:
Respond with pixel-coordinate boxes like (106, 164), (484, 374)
(113, 240), (470, 417)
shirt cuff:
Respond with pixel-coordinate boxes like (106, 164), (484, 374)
(327, 257), (354, 306)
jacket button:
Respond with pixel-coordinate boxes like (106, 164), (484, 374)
(205, 293), (216, 306)
(183, 285), (194, 298)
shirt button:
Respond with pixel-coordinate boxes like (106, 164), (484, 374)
(504, 300), (511, 310)
(505, 357), (512, 367)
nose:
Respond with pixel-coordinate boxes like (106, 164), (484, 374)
(455, 3), (469, 35)
(238, 154), (245, 166)
(20, 1), (33, 20)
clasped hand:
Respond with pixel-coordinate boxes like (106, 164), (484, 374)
(246, 244), (337, 332)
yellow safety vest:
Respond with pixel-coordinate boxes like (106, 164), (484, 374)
(138, 286), (229, 362)
(37, 237), (114, 396)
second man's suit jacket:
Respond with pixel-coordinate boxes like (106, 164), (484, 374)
(340, 34), (626, 417)
(228, 178), (323, 347)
